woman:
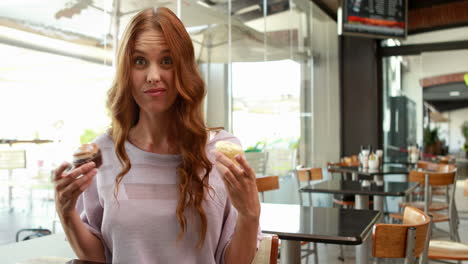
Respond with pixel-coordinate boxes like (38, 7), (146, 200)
(53, 7), (261, 263)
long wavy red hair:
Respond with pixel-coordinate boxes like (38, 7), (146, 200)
(107, 7), (213, 247)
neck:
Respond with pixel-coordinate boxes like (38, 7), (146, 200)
(128, 112), (176, 154)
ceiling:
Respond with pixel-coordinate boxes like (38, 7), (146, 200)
(422, 72), (468, 112)
(424, 82), (468, 112)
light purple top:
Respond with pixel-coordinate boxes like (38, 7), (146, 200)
(77, 130), (261, 263)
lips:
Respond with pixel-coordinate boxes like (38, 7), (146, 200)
(144, 88), (166, 97)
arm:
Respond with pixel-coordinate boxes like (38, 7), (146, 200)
(213, 152), (261, 264)
(60, 211), (106, 262)
(224, 216), (259, 264)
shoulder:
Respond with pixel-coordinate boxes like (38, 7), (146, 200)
(92, 132), (113, 148)
(207, 130), (242, 149)
(92, 133), (115, 158)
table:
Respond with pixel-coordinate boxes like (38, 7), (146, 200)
(299, 179), (419, 212)
(260, 203), (381, 264)
(0, 139), (53, 145)
(0, 233), (76, 264)
(329, 163), (412, 181)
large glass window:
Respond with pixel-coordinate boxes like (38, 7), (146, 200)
(0, 0), (340, 241)
(232, 60), (301, 176)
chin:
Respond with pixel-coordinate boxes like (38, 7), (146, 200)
(144, 105), (172, 115)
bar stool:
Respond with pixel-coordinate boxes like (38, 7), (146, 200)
(427, 178), (468, 262)
(415, 161), (456, 198)
(390, 169), (460, 242)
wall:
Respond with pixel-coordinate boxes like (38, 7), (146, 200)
(420, 49), (468, 78)
(448, 107), (468, 153)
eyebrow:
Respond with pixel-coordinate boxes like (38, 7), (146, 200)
(133, 49), (171, 56)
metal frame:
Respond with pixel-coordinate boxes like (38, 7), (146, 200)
(405, 226), (417, 264)
(421, 170), (460, 242)
(419, 214), (433, 264)
(380, 40), (468, 57)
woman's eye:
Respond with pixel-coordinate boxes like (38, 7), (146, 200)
(134, 57), (147, 66)
(161, 56), (173, 65)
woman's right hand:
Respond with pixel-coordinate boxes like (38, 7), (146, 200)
(53, 161), (97, 218)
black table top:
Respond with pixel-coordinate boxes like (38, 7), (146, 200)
(299, 179), (419, 196)
(259, 203), (381, 245)
(329, 164), (412, 176)
(67, 261), (106, 264)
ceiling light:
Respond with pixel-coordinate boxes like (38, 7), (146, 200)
(449, 91), (460, 96)
(197, 1), (212, 8)
(234, 5), (261, 15)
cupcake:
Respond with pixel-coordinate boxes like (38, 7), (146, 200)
(215, 141), (243, 164)
(73, 143), (102, 168)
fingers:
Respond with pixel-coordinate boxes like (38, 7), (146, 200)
(53, 161), (72, 181)
(56, 168), (97, 205)
(235, 155), (256, 179)
(64, 162), (96, 179)
(54, 161), (98, 214)
(61, 168), (97, 195)
(213, 150), (244, 176)
(215, 162), (238, 190)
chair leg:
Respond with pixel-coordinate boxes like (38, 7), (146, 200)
(338, 245), (345, 261)
(313, 242), (318, 263)
(305, 243), (310, 263)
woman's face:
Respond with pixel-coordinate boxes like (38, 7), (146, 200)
(131, 28), (177, 116)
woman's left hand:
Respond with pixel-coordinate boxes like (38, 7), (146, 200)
(213, 151), (261, 220)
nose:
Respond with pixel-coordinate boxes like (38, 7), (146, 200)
(146, 63), (161, 84)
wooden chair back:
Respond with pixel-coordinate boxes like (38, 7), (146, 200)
(296, 167), (323, 182)
(256, 176), (280, 193)
(342, 155), (359, 166)
(295, 166), (323, 206)
(417, 161), (456, 172)
(408, 170), (456, 187)
(373, 206), (431, 259)
(252, 235), (279, 264)
(256, 176), (279, 203)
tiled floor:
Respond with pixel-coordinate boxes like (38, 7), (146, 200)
(1, 182), (467, 263)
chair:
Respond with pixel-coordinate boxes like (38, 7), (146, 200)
(390, 169), (460, 242)
(414, 161), (456, 199)
(0, 150), (27, 212)
(256, 176), (279, 202)
(265, 149), (297, 177)
(252, 235), (279, 264)
(326, 162), (373, 209)
(245, 152), (269, 177)
(373, 206), (431, 264)
(295, 166), (323, 206)
(416, 161), (456, 172)
(294, 166), (321, 264)
(16, 228), (52, 242)
(427, 178), (468, 262)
